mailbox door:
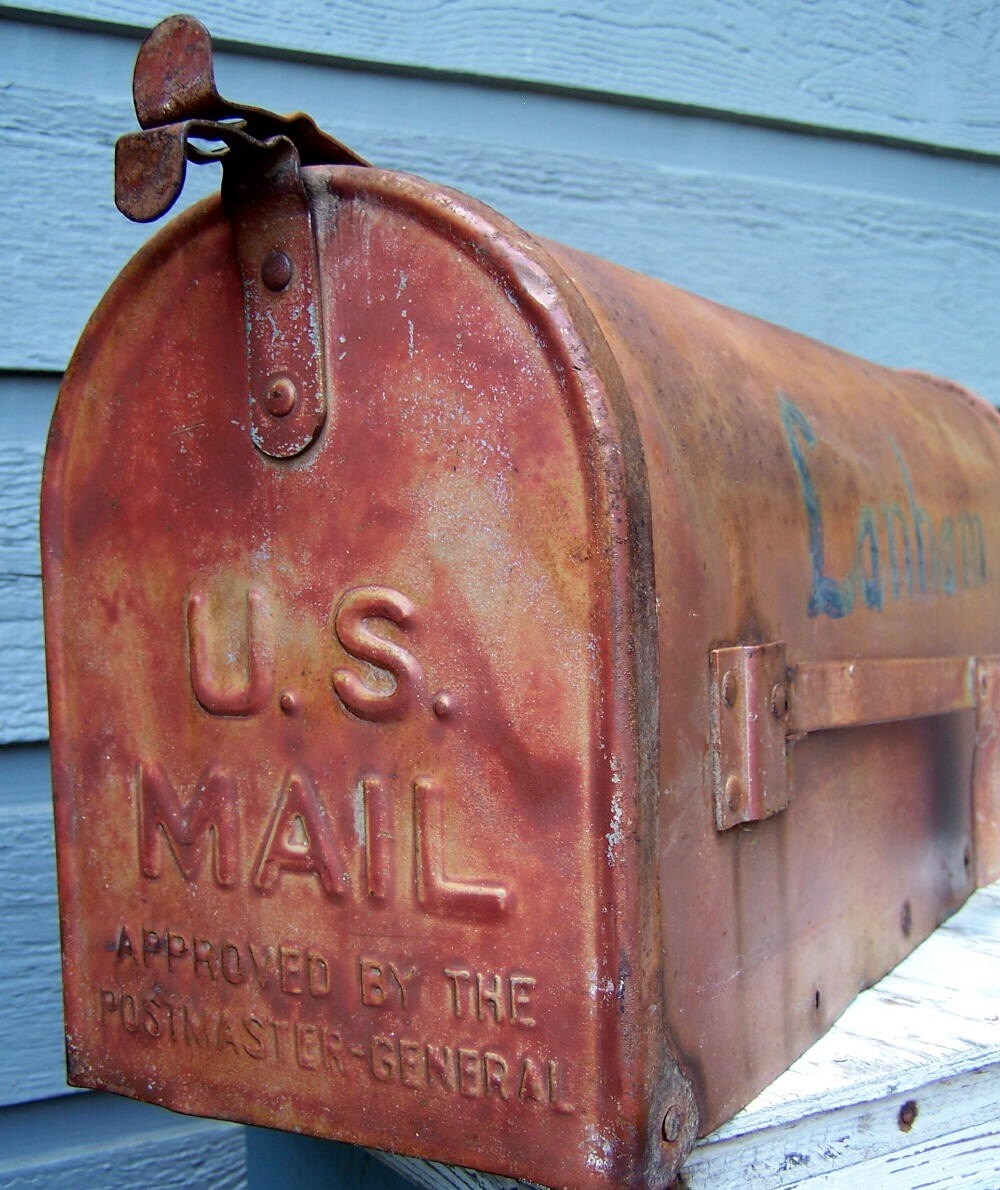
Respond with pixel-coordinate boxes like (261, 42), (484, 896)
(42, 170), (685, 1187)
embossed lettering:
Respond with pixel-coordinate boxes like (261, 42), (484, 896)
(167, 932), (187, 971)
(458, 1047), (483, 1097)
(444, 967), (535, 1025)
(138, 762), (238, 886)
(217, 1012), (240, 1054)
(136, 760), (516, 920)
(248, 944), (277, 988)
(332, 586), (421, 721)
(509, 975), (537, 1027)
(425, 1044), (456, 1091)
(371, 1035), (397, 1082)
(280, 947), (304, 994)
(359, 957), (418, 1008)
(243, 1017), (268, 1059)
(399, 1040), (422, 1088)
(98, 989), (572, 1109)
(484, 1052), (510, 1099)
(115, 925), (138, 964)
(547, 1060), (575, 1114)
(414, 778), (510, 919)
(477, 972), (504, 1023)
(187, 588), (273, 716)
(444, 967), (472, 1018)
(362, 777), (392, 902)
(253, 770), (348, 897)
(295, 1023), (322, 1070)
(193, 937), (217, 979)
(518, 1057), (546, 1103)
(221, 943), (243, 984)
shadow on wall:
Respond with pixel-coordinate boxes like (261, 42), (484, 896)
(246, 1129), (413, 1188)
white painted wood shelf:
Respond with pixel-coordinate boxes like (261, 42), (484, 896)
(372, 881), (1000, 1188)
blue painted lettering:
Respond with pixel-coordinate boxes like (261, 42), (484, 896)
(779, 394), (987, 618)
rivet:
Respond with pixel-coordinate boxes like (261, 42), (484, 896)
(725, 774), (742, 811)
(432, 692), (453, 719)
(771, 682), (788, 717)
(261, 250), (293, 292)
(266, 377), (297, 418)
(279, 691), (298, 715)
(721, 670), (738, 708)
(661, 1106), (682, 1144)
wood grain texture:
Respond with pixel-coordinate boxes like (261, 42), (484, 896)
(0, 1091), (247, 1187)
(4, 0), (1000, 155)
(0, 747), (71, 1106)
(0, 379), (55, 744)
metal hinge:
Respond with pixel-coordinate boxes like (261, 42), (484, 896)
(711, 643), (999, 836)
(113, 15), (369, 459)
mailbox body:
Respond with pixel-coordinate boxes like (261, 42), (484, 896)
(42, 166), (1000, 1188)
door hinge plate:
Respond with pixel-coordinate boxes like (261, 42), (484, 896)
(710, 642), (790, 830)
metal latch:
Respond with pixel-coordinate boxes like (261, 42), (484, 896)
(113, 15), (368, 458)
(711, 643), (999, 832)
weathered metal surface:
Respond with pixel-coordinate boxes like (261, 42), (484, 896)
(973, 657), (1000, 886)
(787, 655), (979, 734)
(41, 15), (1000, 1190)
(712, 650), (997, 828)
(710, 643), (790, 830)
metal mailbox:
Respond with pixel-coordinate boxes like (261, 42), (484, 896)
(42, 17), (1000, 1190)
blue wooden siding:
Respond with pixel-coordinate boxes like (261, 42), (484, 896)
(1, 2), (997, 1183)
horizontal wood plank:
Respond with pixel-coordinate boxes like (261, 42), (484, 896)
(0, 747), (71, 1105)
(798, 1117), (1000, 1188)
(0, 1091), (246, 1187)
(0, 378), (54, 744)
(4, 1), (1000, 155)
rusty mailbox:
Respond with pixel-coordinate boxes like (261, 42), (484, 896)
(41, 16), (1000, 1190)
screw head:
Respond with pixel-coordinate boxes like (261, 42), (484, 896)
(721, 670), (738, 708)
(266, 377), (297, 418)
(261, 250), (293, 292)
